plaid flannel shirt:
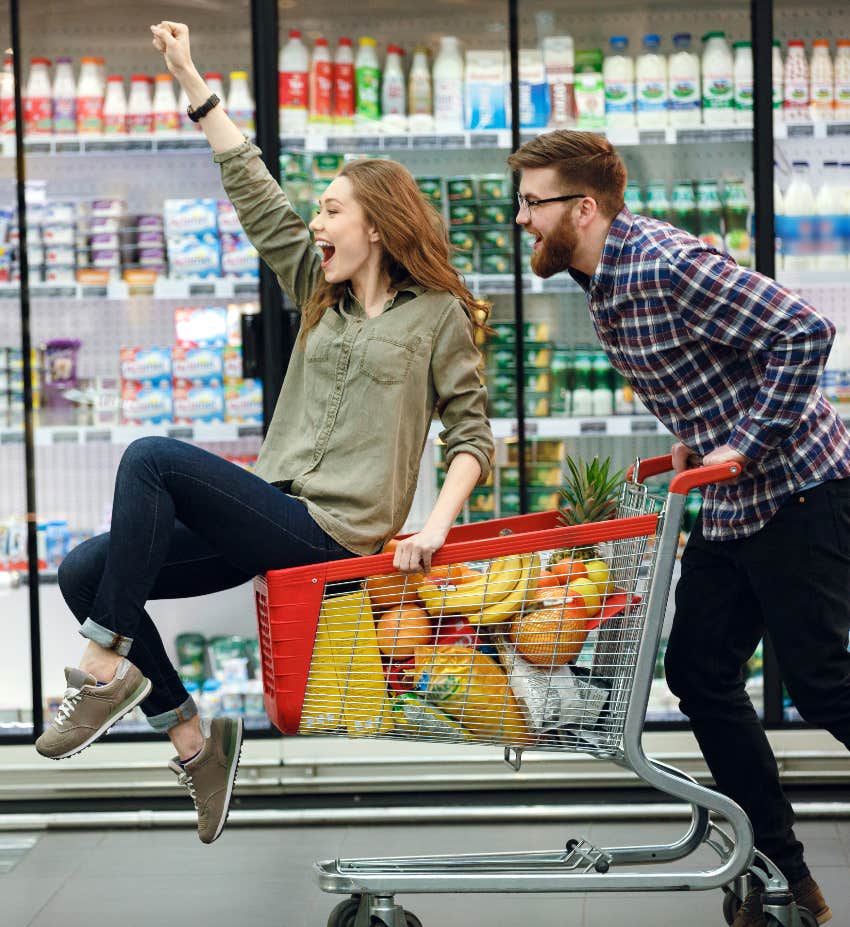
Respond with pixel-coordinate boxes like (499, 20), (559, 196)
(570, 206), (850, 541)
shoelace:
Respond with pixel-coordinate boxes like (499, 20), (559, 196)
(54, 687), (83, 726)
(177, 770), (198, 810)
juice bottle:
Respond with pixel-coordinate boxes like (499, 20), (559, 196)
(784, 40), (810, 123)
(644, 182), (671, 222)
(668, 33), (700, 127)
(228, 72), (255, 133)
(721, 179), (752, 267)
(696, 180), (723, 249)
(433, 36), (464, 132)
(0, 53), (15, 135)
(381, 44), (406, 131)
(815, 161), (846, 270)
(570, 350), (593, 416)
(810, 40), (834, 122)
(279, 29), (309, 134)
(204, 72), (227, 110)
(671, 181), (698, 235)
(177, 84), (195, 133)
(603, 36), (635, 128)
(701, 32), (734, 124)
(355, 36), (381, 126)
(835, 40), (850, 120)
(52, 56), (76, 134)
(76, 56), (103, 134)
(24, 57), (52, 136)
(624, 182), (645, 214)
(408, 45), (433, 132)
(782, 161), (817, 270)
(333, 38), (355, 131)
(591, 352), (614, 416)
(152, 73), (179, 133)
(733, 41), (753, 126)
(127, 75), (153, 134)
(635, 34), (667, 129)
(309, 38), (333, 126)
(102, 75), (127, 134)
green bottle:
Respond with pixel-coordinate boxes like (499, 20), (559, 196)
(722, 179), (752, 266)
(571, 350), (593, 416)
(355, 37), (381, 124)
(645, 182), (671, 223)
(696, 180), (724, 250)
(671, 181), (699, 236)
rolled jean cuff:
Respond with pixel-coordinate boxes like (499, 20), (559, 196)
(79, 618), (133, 656)
(146, 695), (198, 733)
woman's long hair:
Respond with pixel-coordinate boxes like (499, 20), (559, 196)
(299, 158), (491, 346)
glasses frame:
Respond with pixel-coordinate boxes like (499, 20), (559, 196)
(515, 193), (588, 214)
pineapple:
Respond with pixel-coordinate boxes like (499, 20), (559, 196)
(554, 455), (625, 563)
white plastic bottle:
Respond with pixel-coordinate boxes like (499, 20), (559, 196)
(836, 41), (850, 121)
(333, 37), (355, 131)
(102, 75), (127, 134)
(604, 36), (635, 128)
(76, 56), (103, 134)
(204, 72), (227, 110)
(433, 36), (464, 132)
(24, 57), (52, 135)
(381, 44), (406, 131)
(152, 73), (179, 133)
(355, 37), (381, 125)
(635, 34), (667, 128)
(784, 40), (810, 123)
(732, 41), (753, 126)
(772, 41), (784, 121)
(810, 40), (834, 122)
(815, 161), (847, 270)
(176, 85), (195, 132)
(309, 38), (333, 126)
(668, 33), (701, 126)
(783, 161), (817, 271)
(408, 45), (433, 132)
(701, 32), (734, 124)
(126, 74), (153, 134)
(52, 56), (76, 134)
(228, 71), (255, 133)
(0, 53), (15, 136)
(279, 29), (309, 135)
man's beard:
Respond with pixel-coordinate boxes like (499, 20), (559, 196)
(530, 212), (578, 278)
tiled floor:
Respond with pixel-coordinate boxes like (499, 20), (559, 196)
(2, 818), (849, 926)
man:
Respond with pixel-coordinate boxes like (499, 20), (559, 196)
(509, 130), (850, 926)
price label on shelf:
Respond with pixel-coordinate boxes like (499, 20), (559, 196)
(630, 418), (660, 434)
(237, 424), (263, 438)
(233, 281), (259, 298)
(25, 141), (51, 154)
(411, 135), (442, 149)
(83, 430), (111, 443)
(188, 282), (216, 297)
(383, 136), (410, 149)
(51, 430), (79, 444)
(167, 427), (194, 440)
(0, 286), (19, 298)
(280, 136), (306, 150)
(0, 431), (23, 444)
(638, 130), (665, 146)
(81, 286), (108, 299)
(510, 420), (540, 437)
(470, 132), (500, 149)
(55, 141), (82, 154)
(579, 420), (608, 435)
(124, 139), (155, 152)
(787, 124), (815, 139)
(827, 123), (850, 137)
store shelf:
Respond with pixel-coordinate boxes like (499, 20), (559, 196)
(774, 120), (850, 141)
(0, 422), (263, 447)
(0, 278), (260, 302)
(428, 416), (674, 441)
(1, 133), (215, 158)
(777, 270), (850, 291)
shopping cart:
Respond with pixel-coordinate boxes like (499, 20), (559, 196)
(253, 455), (816, 927)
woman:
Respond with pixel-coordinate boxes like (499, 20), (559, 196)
(35, 21), (494, 845)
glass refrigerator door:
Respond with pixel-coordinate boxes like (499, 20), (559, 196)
(20, 2), (270, 737)
(517, 1), (761, 721)
(772, 2), (850, 722)
(277, 0), (515, 532)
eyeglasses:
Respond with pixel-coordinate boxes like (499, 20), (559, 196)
(516, 193), (587, 214)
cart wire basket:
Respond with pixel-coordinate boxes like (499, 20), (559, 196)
(253, 455), (815, 927)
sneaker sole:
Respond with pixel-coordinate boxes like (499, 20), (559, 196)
(39, 677), (153, 761)
(208, 717), (244, 844)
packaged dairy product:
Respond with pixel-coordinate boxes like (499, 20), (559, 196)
(519, 48), (549, 128)
(77, 57), (105, 134)
(784, 40), (810, 123)
(52, 56), (76, 134)
(407, 45), (433, 131)
(127, 75), (153, 134)
(225, 379), (263, 423)
(733, 41), (753, 125)
(722, 179), (752, 266)
(227, 71), (254, 133)
(121, 379), (172, 425)
(202, 72), (227, 111)
(333, 38), (355, 129)
(119, 346), (172, 382)
(220, 232), (259, 278)
(604, 36), (635, 128)
(0, 53), (14, 135)
(644, 182), (670, 222)
(782, 160), (816, 270)
(103, 75), (127, 134)
(836, 41), (850, 120)
(668, 33), (700, 126)
(24, 57), (52, 135)
(309, 38), (333, 126)
(434, 36), (465, 132)
(167, 232), (221, 278)
(575, 48), (605, 129)
(542, 36), (575, 128)
(701, 32), (734, 124)
(164, 199), (218, 236)
(696, 180), (723, 250)
(815, 161), (847, 270)
(355, 36), (381, 125)
(624, 182), (644, 214)
(772, 41), (784, 118)
(465, 50), (508, 131)
(810, 40), (834, 122)
(279, 29), (309, 134)
(153, 74), (179, 133)
(636, 34), (667, 128)
(172, 344), (224, 384)
(381, 44), (406, 130)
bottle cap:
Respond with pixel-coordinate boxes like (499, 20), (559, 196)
(359, 36), (377, 46)
(230, 71), (248, 80)
(788, 40), (805, 47)
(642, 34), (660, 48)
(702, 31), (726, 41)
(155, 73), (172, 82)
(732, 41), (751, 49)
(288, 29), (302, 39)
(315, 38), (329, 47)
(791, 160), (810, 168)
(813, 39), (830, 47)
(338, 37), (353, 46)
(609, 36), (628, 49)
(204, 72), (223, 81)
(673, 33), (692, 46)
(30, 57), (51, 66)
(387, 44), (403, 55)
(823, 160), (839, 167)
(107, 75), (123, 82)
(55, 56), (73, 64)
(837, 40), (850, 48)
(131, 74), (153, 82)
(80, 56), (99, 64)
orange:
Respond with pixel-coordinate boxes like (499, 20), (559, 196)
(511, 598), (590, 666)
(550, 557), (589, 585)
(537, 569), (560, 589)
(376, 606), (432, 659)
(365, 570), (425, 613)
(426, 563), (482, 584)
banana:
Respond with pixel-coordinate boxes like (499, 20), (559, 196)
(417, 553), (527, 617)
(475, 553), (541, 626)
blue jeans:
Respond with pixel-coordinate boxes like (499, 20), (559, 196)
(58, 436), (356, 732)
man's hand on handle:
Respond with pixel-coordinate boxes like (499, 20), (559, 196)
(672, 441), (747, 476)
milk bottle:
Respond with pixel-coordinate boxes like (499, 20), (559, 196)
(204, 73), (227, 111)
(433, 36), (464, 132)
(772, 41), (784, 120)
(604, 36), (635, 128)
(333, 38), (355, 131)
(668, 33), (700, 126)
(52, 56), (76, 134)
(836, 41), (850, 120)
(381, 45), (406, 131)
(76, 56), (103, 134)
(782, 161), (816, 271)
(228, 72), (255, 133)
(355, 37), (381, 126)
(279, 29), (309, 135)
(127, 75), (153, 134)
(177, 85), (195, 133)
(0, 53), (14, 135)
(810, 40), (834, 122)
(152, 74), (179, 133)
(701, 32), (734, 124)
(815, 161), (847, 270)
(309, 38), (333, 126)
(408, 46), (433, 132)
(784, 40), (810, 123)
(733, 41), (753, 125)
(102, 75), (127, 134)
(24, 58), (52, 135)
(636, 34), (667, 128)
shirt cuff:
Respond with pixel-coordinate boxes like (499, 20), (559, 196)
(212, 136), (260, 164)
(445, 443), (492, 485)
(727, 415), (775, 461)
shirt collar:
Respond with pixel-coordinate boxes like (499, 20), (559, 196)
(343, 279), (424, 316)
(587, 206), (634, 299)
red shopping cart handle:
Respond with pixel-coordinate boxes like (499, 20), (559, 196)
(627, 454), (742, 493)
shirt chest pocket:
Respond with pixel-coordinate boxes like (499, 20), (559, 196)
(305, 321), (338, 365)
(360, 334), (422, 385)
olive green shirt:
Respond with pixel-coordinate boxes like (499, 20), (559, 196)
(214, 139), (494, 555)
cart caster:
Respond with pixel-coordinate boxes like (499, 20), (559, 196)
(763, 907), (818, 927)
(721, 887), (741, 925)
(368, 912), (422, 927)
(327, 896), (360, 927)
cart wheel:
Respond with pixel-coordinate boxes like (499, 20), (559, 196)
(793, 907), (818, 927)
(327, 897), (360, 927)
(368, 915), (422, 927)
(722, 888), (741, 925)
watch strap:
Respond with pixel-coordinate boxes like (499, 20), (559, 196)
(187, 93), (220, 123)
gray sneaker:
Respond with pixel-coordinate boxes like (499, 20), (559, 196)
(35, 659), (152, 760)
(168, 716), (244, 844)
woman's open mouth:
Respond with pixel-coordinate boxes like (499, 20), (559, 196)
(315, 239), (336, 269)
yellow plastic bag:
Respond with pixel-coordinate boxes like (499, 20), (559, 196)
(298, 607), (344, 734)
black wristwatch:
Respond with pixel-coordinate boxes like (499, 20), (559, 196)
(187, 93), (220, 123)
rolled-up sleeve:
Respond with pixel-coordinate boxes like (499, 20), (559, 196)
(430, 301), (494, 484)
(214, 137), (320, 308)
